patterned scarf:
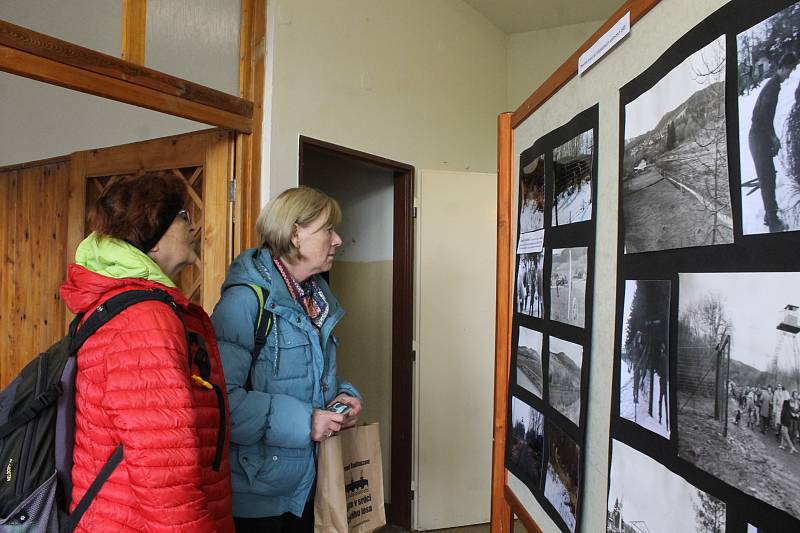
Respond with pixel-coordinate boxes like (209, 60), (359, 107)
(274, 257), (329, 328)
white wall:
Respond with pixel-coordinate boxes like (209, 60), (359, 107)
(146, 0), (241, 94)
(507, 20), (603, 110)
(262, 0), (508, 201)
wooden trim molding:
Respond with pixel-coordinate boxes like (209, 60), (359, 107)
(121, 0), (147, 65)
(491, 112), (514, 533)
(235, 0), (267, 251)
(505, 486), (544, 533)
(511, 0), (662, 128)
(0, 19), (253, 131)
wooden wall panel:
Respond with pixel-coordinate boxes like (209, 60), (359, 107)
(0, 161), (70, 388)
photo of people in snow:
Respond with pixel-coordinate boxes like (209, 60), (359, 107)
(738, 2), (800, 234)
(517, 252), (544, 318)
(677, 272), (800, 521)
(619, 280), (671, 439)
(552, 130), (593, 226)
(622, 36), (733, 253)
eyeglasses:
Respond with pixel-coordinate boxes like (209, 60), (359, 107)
(177, 209), (191, 224)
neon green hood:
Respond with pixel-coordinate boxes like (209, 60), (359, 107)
(75, 232), (176, 288)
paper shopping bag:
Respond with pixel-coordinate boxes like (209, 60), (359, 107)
(314, 423), (385, 533)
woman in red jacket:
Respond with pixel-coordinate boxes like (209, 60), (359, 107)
(59, 174), (234, 532)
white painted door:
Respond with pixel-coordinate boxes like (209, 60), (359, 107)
(415, 170), (497, 530)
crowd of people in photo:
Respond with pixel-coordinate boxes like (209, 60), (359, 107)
(732, 382), (800, 454)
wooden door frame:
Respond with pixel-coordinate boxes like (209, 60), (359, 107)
(298, 136), (415, 529)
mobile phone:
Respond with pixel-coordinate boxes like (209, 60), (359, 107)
(327, 400), (352, 415)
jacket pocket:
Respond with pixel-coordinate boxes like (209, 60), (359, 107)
(250, 447), (310, 497)
(237, 443), (266, 488)
(264, 329), (311, 380)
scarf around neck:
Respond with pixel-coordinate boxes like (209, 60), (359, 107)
(274, 257), (329, 328)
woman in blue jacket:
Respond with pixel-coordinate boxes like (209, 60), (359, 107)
(212, 186), (362, 532)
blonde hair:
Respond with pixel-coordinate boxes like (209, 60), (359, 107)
(256, 186), (342, 263)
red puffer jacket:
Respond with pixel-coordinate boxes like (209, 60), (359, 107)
(60, 264), (234, 532)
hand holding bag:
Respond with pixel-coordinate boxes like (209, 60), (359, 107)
(314, 423), (385, 533)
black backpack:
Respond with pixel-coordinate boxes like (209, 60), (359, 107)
(0, 288), (225, 532)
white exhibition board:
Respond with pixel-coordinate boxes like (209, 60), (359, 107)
(507, 0), (730, 531)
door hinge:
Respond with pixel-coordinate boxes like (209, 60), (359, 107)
(412, 349), (417, 362)
(412, 197), (418, 218)
(410, 489), (415, 501)
(227, 180), (237, 202)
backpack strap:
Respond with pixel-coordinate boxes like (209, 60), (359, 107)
(224, 283), (272, 391)
(64, 444), (124, 532)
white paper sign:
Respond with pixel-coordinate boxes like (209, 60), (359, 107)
(578, 12), (630, 75)
(517, 229), (544, 254)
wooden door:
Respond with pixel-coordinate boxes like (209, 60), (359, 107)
(68, 129), (233, 314)
(0, 158), (71, 388)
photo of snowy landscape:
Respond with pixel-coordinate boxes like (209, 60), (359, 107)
(508, 396), (545, 491)
(553, 130), (593, 226)
(677, 272), (800, 521)
(517, 326), (544, 398)
(622, 36), (733, 253)
(520, 155), (546, 233)
(607, 439), (726, 533)
(548, 336), (583, 426)
(545, 423), (580, 533)
(619, 280), (671, 438)
(517, 252), (544, 318)
(550, 247), (587, 327)
(738, 2), (800, 234)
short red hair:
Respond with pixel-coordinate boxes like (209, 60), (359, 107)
(88, 173), (187, 252)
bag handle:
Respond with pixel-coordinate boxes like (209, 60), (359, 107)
(224, 283), (272, 391)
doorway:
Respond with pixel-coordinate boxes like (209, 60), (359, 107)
(299, 136), (414, 529)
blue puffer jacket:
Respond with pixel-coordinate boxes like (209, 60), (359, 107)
(211, 248), (361, 518)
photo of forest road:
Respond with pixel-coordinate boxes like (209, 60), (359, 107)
(508, 396), (545, 490)
(678, 272), (800, 521)
(622, 36), (733, 253)
(553, 130), (593, 226)
(738, 2), (800, 234)
(517, 326), (544, 398)
(545, 423), (580, 533)
(548, 336), (583, 426)
(550, 247), (587, 327)
(520, 155), (546, 233)
(607, 439), (726, 533)
(619, 280), (671, 438)
(518, 252), (544, 318)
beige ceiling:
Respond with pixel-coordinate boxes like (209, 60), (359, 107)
(463, 0), (624, 34)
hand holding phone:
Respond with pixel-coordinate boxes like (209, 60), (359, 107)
(327, 400), (352, 416)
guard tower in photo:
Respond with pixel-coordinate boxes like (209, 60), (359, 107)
(773, 304), (800, 391)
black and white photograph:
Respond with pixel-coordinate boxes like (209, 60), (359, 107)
(550, 247), (587, 327)
(508, 396), (545, 490)
(677, 272), (800, 521)
(553, 130), (593, 226)
(622, 36), (733, 253)
(517, 252), (544, 318)
(548, 336), (583, 426)
(607, 439), (726, 533)
(520, 155), (546, 233)
(619, 280), (671, 438)
(545, 422), (581, 533)
(738, 2), (800, 234)
(517, 326), (544, 398)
